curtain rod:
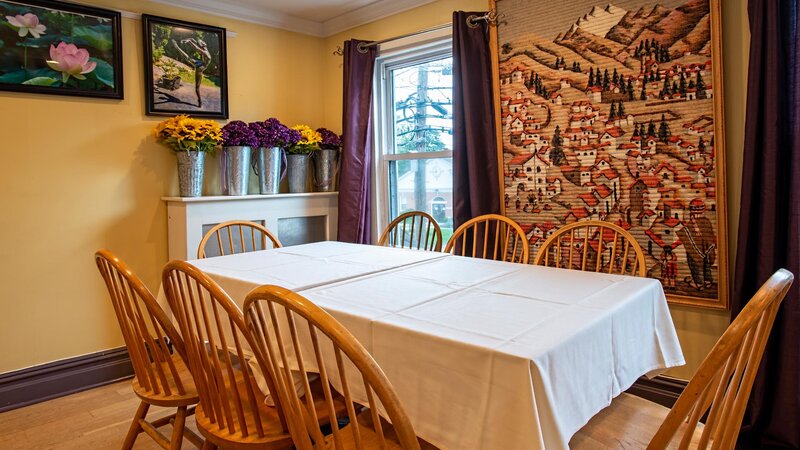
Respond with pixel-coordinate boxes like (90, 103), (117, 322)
(332, 10), (501, 56)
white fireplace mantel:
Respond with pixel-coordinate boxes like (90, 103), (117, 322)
(163, 192), (338, 260)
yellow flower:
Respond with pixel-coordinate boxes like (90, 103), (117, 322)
(292, 124), (322, 145)
(153, 115), (222, 153)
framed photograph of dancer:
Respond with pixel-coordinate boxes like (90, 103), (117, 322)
(142, 14), (228, 118)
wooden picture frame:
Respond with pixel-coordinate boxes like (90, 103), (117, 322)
(489, 0), (729, 309)
(0, 0), (123, 99)
(142, 14), (228, 119)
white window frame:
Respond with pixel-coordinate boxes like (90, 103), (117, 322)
(371, 32), (454, 240)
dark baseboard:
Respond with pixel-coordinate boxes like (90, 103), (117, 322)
(628, 375), (688, 408)
(0, 347), (133, 413)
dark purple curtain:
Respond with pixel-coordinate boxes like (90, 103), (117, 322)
(733, 1), (800, 449)
(338, 40), (377, 244)
(452, 11), (501, 229)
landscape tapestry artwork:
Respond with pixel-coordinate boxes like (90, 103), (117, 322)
(492, 0), (728, 307)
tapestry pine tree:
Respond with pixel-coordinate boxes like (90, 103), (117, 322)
(647, 120), (657, 138)
(658, 114), (670, 143)
(696, 71), (707, 99)
(551, 125), (566, 166)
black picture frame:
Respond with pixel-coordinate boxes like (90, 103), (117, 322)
(0, 0), (123, 99)
(142, 14), (228, 119)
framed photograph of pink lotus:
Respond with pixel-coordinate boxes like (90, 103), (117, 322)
(490, 0), (729, 309)
(0, 0), (122, 99)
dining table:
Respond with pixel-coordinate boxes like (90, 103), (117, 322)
(157, 240), (684, 450)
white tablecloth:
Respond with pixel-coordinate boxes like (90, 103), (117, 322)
(159, 241), (684, 450)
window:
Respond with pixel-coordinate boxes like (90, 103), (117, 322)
(374, 38), (454, 242)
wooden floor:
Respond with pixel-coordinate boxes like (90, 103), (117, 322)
(0, 379), (202, 450)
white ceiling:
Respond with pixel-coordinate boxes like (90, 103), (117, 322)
(151, 0), (437, 37)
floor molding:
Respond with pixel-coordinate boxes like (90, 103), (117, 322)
(628, 375), (688, 408)
(0, 347), (133, 413)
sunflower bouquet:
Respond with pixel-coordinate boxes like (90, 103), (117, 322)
(287, 124), (322, 154)
(154, 115), (223, 153)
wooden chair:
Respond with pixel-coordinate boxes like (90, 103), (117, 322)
(244, 285), (425, 449)
(571, 269), (794, 450)
(198, 220), (282, 259)
(377, 211), (443, 252)
(94, 250), (202, 450)
(534, 220), (646, 277)
(444, 214), (528, 263)
(162, 260), (345, 450)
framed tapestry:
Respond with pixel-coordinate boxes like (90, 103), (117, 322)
(0, 0), (123, 99)
(142, 14), (228, 118)
(490, 0), (728, 309)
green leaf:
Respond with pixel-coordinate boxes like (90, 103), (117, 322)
(88, 58), (114, 87)
(0, 38), (4, 49)
(0, 70), (31, 84)
(28, 68), (62, 79)
(22, 76), (58, 86)
(15, 35), (58, 47)
(72, 25), (114, 52)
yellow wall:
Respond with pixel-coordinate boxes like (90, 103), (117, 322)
(320, 0), (750, 380)
(0, 0), (750, 380)
(0, 0), (324, 373)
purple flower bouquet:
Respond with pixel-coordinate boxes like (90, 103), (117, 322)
(253, 118), (302, 148)
(221, 120), (259, 147)
(317, 127), (343, 150)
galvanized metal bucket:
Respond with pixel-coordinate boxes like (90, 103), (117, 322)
(220, 146), (252, 196)
(312, 148), (340, 192)
(176, 151), (204, 197)
(252, 147), (286, 194)
(287, 154), (311, 193)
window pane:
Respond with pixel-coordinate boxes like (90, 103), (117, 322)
(388, 158), (453, 241)
(391, 57), (453, 154)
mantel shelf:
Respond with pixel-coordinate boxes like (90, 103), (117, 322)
(162, 192), (338, 203)
(163, 191), (339, 260)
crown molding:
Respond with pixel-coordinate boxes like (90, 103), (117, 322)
(321, 0), (438, 37)
(148, 0), (325, 36)
(147, 0), (439, 38)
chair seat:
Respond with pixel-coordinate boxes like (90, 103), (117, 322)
(197, 365), (349, 449)
(131, 353), (199, 407)
(323, 410), (439, 450)
(570, 393), (706, 449)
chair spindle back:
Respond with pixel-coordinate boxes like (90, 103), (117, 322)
(378, 211), (443, 252)
(244, 286), (422, 450)
(162, 260), (289, 441)
(95, 250), (188, 398)
(444, 214), (529, 263)
(534, 220), (646, 277)
(647, 269), (793, 450)
(198, 220), (282, 259)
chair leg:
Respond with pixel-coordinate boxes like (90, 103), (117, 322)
(169, 406), (187, 450)
(122, 400), (150, 450)
(201, 440), (217, 450)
